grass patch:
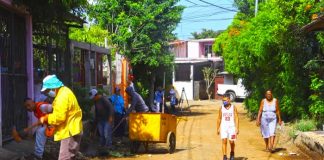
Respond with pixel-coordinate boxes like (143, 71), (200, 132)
(288, 119), (317, 139)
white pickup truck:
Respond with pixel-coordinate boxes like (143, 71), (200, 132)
(217, 78), (248, 101)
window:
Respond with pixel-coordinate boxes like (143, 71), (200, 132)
(175, 64), (191, 81)
(204, 44), (212, 57)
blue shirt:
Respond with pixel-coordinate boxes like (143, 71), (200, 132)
(154, 90), (164, 103)
(169, 89), (177, 105)
(109, 94), (125, 115)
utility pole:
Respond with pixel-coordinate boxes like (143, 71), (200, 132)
(255, 0), (259, 17)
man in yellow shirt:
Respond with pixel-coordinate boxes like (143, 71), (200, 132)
(39, 75), (83, 160)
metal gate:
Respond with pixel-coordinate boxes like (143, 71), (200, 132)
(0, 6), (28, 141)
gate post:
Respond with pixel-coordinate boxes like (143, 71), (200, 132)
(0, 53), (2, 147)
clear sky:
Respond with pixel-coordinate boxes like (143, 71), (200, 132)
(174, 0), (237, 40)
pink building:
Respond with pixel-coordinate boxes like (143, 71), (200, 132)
(169, 38), (223, 100)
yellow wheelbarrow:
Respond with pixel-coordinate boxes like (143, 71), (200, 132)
(128, 113), (177, 154)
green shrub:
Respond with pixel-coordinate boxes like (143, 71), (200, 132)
(294, 119), (317, 132)
(72, 84), (93, 120)
(135, 81), (149, 100)
(288, 119), (317, 139)
(309, 75), (324, 126)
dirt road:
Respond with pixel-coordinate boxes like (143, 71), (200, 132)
(105, 100), (314, 160)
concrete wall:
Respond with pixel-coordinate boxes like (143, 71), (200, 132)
(173, 81), (193, 100)
(171, 42), (187, 58)
(296, 131), (324, 157)
(172, 64), (194, 100)
(187, 41), (199, 58)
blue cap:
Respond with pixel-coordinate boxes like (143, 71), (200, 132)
(41, 75), (64, 92)
(125, 86), (134, 94)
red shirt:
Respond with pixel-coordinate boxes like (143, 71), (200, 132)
(34, 102), (48, 119)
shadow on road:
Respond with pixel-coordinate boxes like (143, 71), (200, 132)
(271, 147), (286, 153)
(235, 157), (248, 160)
(136, 148), (187, 154)
(177, 111), (211, 117)
(189, 104), (203, 108)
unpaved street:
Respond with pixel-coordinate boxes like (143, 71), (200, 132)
(106, 100), (314, 160)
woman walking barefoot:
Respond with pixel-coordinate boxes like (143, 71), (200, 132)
(256, 90), (282, 152)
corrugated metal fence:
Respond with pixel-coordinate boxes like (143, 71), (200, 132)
(0, 6), (28, 141)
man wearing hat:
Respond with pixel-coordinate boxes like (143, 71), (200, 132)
(39, 75), (83, 160)
(89, 88), (114, 148)
(125, 86), (149, 113)
(109, 87), (125, 137)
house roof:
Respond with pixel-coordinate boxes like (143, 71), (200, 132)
(71, 40), (110, 55)
(188, 38), (215, 42)
(169, 38), (215, 45)
(175, 57), (222, 64)
(169, 40), (186, 45)
(301, 15), (324, 32)
(218, 71), (230, 75)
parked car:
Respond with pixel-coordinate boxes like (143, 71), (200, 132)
(217, 78), (248, 101)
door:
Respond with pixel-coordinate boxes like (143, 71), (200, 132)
(0, 6), (28, 141)
(214, 76), (224, 100)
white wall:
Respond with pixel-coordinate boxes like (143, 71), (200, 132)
(187, 41), (199, 58)
(172, 64), (194, 100)
(173, 82), (193, 100)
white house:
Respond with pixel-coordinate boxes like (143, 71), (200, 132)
(170, 38), (223, 100)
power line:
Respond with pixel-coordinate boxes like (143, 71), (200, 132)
(180, 17), (234, 23)
(182, 11), (230, 20)
(185, 4), (234, 8)
(184, 6), (228, 15)
(197, 0), (237, 12)
(185, 0), (198, 5)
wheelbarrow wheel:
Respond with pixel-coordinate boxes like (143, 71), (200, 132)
(167, 132), (176, 154)
(130, 141), (140, 154)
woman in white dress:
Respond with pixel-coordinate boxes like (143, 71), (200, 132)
(256, 90), (282, 152)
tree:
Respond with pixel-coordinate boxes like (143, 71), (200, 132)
(191, 28), (223, 39)
(13, 0), (87, 22)
(233, 0), (256, 17)
(214, 0), (324, 121)
(202, 66), (218, 100)
(89, 0), (184, 105)
(69, 25), (108, 47)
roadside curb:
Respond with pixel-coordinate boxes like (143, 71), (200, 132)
(296, 131), (324, 156)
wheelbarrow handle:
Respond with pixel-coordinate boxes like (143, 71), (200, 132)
(111, 115), (128, 134)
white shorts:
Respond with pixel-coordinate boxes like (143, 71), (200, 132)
(221, 126), (236, 141)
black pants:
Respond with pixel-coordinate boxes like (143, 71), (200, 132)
(170, 104), (176, 114)
(114, 113), (125, 137)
